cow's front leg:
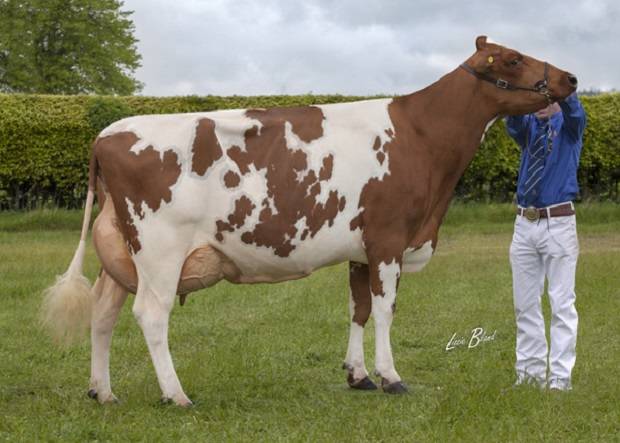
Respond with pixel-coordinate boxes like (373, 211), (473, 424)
(343, 262), (377, 390)
(368, 256), (408, 394)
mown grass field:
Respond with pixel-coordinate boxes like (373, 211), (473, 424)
(1, 203), (619, 442)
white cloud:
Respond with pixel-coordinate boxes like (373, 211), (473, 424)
(125, 0), (620, 96)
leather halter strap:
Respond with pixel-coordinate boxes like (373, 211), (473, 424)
(459, 62), (551, 101)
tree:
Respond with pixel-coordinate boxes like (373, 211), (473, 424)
(0, 0), (142, 95)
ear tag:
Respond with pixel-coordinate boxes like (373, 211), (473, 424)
(487, 56), (494, 64)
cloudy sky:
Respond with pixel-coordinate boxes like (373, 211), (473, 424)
(125, 0), (619, 96)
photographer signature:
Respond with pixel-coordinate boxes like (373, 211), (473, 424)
(445, 327), (497, 351)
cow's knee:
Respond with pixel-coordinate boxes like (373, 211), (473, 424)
(352, 300), (372, 326)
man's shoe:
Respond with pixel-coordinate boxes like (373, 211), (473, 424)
(514, 373), (546, 389)
(548, 377), (572, 391)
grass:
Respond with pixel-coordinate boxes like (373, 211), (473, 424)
(0, 203), (619, 441)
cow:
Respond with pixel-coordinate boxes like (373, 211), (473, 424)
(42, 36), (578, 406)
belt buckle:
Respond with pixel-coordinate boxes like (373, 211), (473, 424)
(524, 206), (539, 222)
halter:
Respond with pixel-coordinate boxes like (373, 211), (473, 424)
(459, 61), (552, 102)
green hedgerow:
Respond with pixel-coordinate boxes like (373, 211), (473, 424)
(0, 93), (618, 209)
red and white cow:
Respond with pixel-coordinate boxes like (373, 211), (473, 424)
(42, 36), (577, 405)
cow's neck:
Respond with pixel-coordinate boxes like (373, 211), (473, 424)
(398, 66), (499, 172)
(391, 66), (501, 244)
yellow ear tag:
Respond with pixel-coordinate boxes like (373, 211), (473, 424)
(488, 56), (494, 64)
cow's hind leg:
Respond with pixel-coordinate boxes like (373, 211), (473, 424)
(343, 262), (376, 390)
(88, 269), (128, 403)
(132, 255), (191, 407)
(368, 255), (407, 394)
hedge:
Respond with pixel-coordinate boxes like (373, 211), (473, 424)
(0, 93), (618, 209)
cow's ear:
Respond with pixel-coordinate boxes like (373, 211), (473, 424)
(471, 52), (493, 74)
(476, 35), (487, 51)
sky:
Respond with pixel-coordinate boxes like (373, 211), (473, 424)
(125, 0), (620, 96)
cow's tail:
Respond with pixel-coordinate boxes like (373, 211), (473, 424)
(41, 153), (98, 346)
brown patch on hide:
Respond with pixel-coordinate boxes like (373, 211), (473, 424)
(319, 154), (334, 180)
(227, 145), (250, 174)
(291, 150), (307, 171)
(338, 196), (346, 211)
(372, 136), (381, 151)
(247, 105), (325, 143)
(223, 170), (241, 188)
(349, 213), (363, 231)
(94, 132), (181, 254)
(349, 262), (372, 326)
(372, 135), (386, 165)
(259, 206), (272, 222)
(215, 196), (255, 241)
(192, 118), (222, 176)
(214, 105), (347, 257)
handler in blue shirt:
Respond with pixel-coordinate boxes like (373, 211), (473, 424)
(505, 93), (586, 391)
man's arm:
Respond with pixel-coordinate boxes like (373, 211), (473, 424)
(505, 115), (530, 148)
(558, 93), (587, 142)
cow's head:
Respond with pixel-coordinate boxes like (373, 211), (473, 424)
(465, 36), (578, 115)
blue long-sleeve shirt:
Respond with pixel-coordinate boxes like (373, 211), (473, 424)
(505, 93), (587, 207)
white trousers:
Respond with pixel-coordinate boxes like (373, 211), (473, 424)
(509, 210), (579, 389)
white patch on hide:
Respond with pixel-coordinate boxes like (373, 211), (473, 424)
(376, 259), (401, 298)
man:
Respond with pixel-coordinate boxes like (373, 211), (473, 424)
(505, 92), (587, 391)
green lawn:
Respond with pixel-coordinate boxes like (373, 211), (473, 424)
(1, 204), (619, 442)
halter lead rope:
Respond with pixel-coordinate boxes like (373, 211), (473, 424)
(459, 61), (551, 102)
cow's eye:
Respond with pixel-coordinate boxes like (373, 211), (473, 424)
(510, 59), (521, 66)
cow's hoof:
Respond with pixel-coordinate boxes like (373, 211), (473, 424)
(161, 396), (194, 408)
(382, 380), (409, 394)
(175, 397), (194, 408)
(98, 393), (119, 404)
(88, 389), (119, 404)
(348, 376), (378, 390)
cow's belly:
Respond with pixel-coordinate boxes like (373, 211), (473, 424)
(192, 208), (367, 281)
(231, 227), (365, 280)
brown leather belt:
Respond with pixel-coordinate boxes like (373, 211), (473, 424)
(517, 203), (575, 221)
